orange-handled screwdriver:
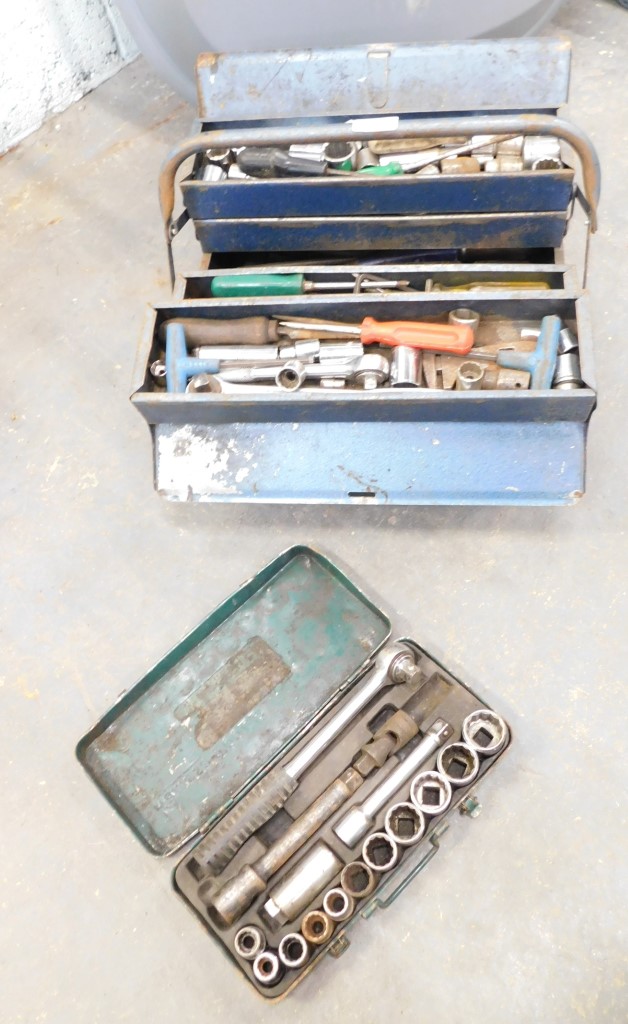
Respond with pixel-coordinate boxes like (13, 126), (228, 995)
(276, 317), (474, 354)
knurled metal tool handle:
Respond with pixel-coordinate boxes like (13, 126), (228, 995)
(196, 765), (298, 875)
(194, 642), (414, 875)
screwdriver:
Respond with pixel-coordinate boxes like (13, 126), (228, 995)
(429, 280), (550, 292)
(237, 147), (348, 178)
(275, 317), (475, 354)
(158, 316), (283, 346)
(358, 162), (404, 176)
(209, 273), (410, 298)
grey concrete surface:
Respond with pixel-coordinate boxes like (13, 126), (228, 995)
(1, 2), (627, 1021)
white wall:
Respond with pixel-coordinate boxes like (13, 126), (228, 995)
(0, 0), (138, 153)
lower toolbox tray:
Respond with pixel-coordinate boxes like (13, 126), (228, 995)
(77, 546), (510, 999)
(131, 265), (596, 505)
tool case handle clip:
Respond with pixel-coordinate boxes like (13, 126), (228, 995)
(361, 822), (449, 917)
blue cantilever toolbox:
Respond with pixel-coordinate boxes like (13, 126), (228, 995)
(131, 38), (600, 505)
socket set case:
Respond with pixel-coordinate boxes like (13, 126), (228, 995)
(77, 547), (511, 999)
(132, 38), (600, 505)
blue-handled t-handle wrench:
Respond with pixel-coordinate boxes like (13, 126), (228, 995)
(165, 322), (220, 392)
(497, 315), (561, 390)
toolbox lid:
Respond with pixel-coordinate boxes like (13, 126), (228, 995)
(195, 39), (571, 123)
(76, 546), (390, 855)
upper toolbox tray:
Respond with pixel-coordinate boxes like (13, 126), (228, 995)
(160, 38), (600, 264)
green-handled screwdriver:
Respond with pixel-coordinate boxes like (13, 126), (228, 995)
(358, 162), (405, 176)
(210, 273), (410, 298)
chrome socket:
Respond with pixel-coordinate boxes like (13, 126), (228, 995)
(554, 328), (582, 389)
(532, 157), (562, 170)
(201, 163), (227, 182)
(204, 147), (232, 167)
(186, 373), (220, 394)
(553, 350), (583, 389)
(440, 156), (481, 175)
(469, 135), (498, 155)
(449, 308), (480, 336)
(362, 832), (399, 873)
(496, 135), (524, 156)
(323, 887), (354, 922)
(150, 359), (167, 386)
(559, 327), (579, 354)
(456, 361), (486, 391)
(384, 801), (426, 846)
(391, 346), (422, 387)
(276, 360), (308, 391)
(278, 932), (309, 969)
(252, 950), (284, 987)
(262, 842), (343, 928)
(340, 861), (376, 899)
(234, 925), (266, 960)
(522, 135), (561, 168)
(436, 742), (480, 788)
(355, 145), (378, 170)
(462, 710), (509, 757)
(324, 140), (358, 168)
(484, 155), (524, 173)
(410, 770), (452, 816)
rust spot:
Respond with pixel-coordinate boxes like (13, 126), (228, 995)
(197, 52), (220, 72)
(174, 637), (290, 750)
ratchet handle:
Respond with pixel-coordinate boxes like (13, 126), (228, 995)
(194, 766), (298, 875)
(360, 318), (474, 354)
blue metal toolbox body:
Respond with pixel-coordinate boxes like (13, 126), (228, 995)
(131, 38), (600, 505)
(178, 40), (582, 253)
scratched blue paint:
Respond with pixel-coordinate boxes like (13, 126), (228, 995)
(193, 213), (567, 253)
(195, 41), (571, 122)
(77, 547), (390, 854)
(181, 172), (574, 221)
(153, 420), (587, 505)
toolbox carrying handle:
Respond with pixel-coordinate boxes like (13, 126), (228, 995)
(360, 822), (449, 918)
(159, 114), (601, 286)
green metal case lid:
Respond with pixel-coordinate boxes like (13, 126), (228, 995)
(77, 546), (390, 855)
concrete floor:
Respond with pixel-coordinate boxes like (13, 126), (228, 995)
(1, 2), (627, 1021)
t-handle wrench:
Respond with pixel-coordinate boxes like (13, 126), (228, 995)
(193, 642), (419, 875)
